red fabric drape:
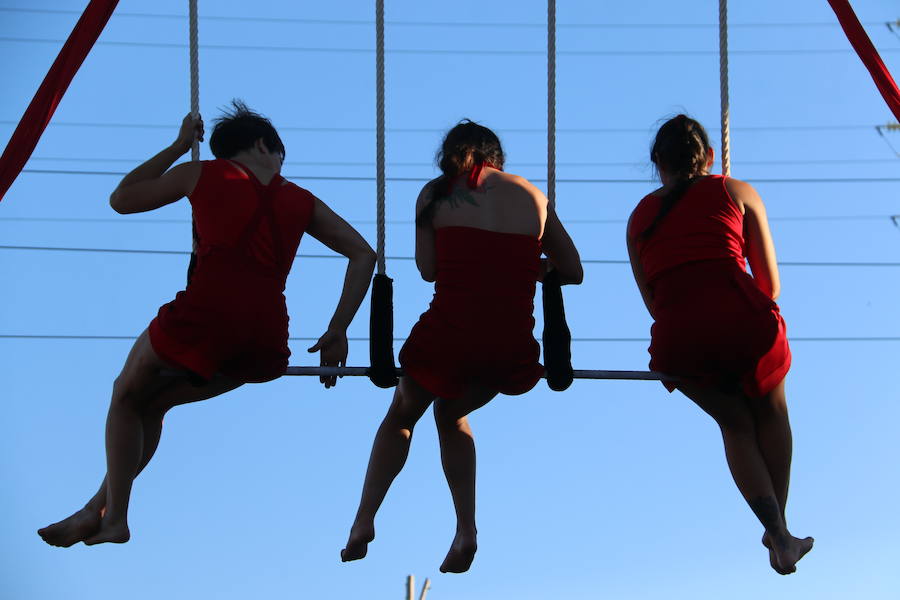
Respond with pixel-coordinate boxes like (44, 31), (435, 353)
(0, 0), (119, 202)
(828, 0), (900, 121)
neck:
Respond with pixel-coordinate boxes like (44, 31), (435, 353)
(659, 168), (709, 187)
(229, 151), (278, 184)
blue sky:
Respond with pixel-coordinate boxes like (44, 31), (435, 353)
(2, 1), (899, 598)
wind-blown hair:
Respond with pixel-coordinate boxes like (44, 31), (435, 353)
(209, 100), (285, 160)
(417, 120), (505, 225)
(641, 114), (711, 238)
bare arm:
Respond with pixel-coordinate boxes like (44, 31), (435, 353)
(541, 207), (583, 285)
(305, 198), (377, 387)
(109, 114), (204, 214)
(626, 214), (655, 319)
(727, 178), (781, 299)
(414, 183), (437, 282)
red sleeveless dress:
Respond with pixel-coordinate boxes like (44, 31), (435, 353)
(628, 175), (791, 397)
(149, 159), (315, 383)
(399, 165), (544, 398)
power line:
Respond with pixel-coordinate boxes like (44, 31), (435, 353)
(3, 36), (897, 56)
(2, 244), (898, 268)
(21, 155), (900, 168)
(0, 120), (878, 134)
(1, 214), (892, 227)
(0, 7), (884, 30)
(1, 334), (897, 343)
(16, 168), (900, 184)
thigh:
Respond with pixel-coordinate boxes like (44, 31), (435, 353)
(677, 380), (754, 432)
(746, 377), (788, 420)
(115, 329), (178, 399)
(433, 383), (498, 422)
(146, 375), (242, 413)
(392, 375), (437, 422)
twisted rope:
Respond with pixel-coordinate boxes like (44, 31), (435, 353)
(547, 0), (556, 204)
(375, 0), (386, 275)
(718, 0), (731, 176)
(188, 0), (199, 161)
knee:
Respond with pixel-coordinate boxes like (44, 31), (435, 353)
(383, 395), (423, 432)
(755, 394), (789, 420)
(716, 412), (756, 437)
(433, 403), (468, 431)
(111, 376), (149, 412)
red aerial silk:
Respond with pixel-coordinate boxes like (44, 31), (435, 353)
(0, 0), (119, 202)
(828, 0), (900, 121)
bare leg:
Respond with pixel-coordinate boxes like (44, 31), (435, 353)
(342, 376), (434, 562)
(678, 381), (812, 574)
(39, 330), (240, 547)
(745, 380), (811, 569)
(433, 384), (497, 574)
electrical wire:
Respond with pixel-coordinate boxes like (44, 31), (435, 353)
(2, 36), (897, 57)
(0, 119), (880, 134)
(15, 168), (900, 184)
(1, 334), (897, 343)
(1, 245), (898, 267)
(0, 8), (886, 30)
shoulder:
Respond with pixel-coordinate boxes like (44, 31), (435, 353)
(723, 176), (763, 211)
(492, 171), (547, 202)
(278, 178), (318, 209)
(416, 179), (439, 208)
(722, 175), (757, 198)
(627, 193), (660, 239)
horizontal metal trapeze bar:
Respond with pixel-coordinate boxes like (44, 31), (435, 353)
(283, 366), (676, 381)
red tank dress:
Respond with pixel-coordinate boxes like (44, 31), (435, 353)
(399, 225), (544, 399)
(148, 159), (315, 383)
(628, 175), (790, 397)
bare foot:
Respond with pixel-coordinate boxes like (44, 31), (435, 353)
(341, 521), (374, 562)
(38, 508), (102, 547)
(761, 533), (788, 575)
(765, 532), (814, 575)
(83, 518), (130, 546)
(439, 530), (477, 574)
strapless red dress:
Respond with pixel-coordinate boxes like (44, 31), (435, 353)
(399, 226), (544, 399)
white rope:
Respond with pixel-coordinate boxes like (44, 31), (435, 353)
(718, 0), (730, 176)
(375, 0), (386, 275)
(547, 0), (556, 205)
(284, 366), (675, 381)
(189, 0), (199, 161)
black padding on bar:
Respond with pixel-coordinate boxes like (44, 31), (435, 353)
(368, 273), (400, 388)
(542, 269), (574, 391)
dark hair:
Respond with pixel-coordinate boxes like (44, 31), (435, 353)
(641, 114), (711, 238)
(417, 120), (505, 225)
(209, 100), (285, 160)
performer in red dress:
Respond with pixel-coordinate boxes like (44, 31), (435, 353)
(38, 102), (376, 547)
(627, 114), (813, 574)
(342, 121), (583, 573)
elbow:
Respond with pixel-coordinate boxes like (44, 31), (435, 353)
(419, 268), (436, 283)
(356, 245), (377, 272)
(770, 284), (780, 301)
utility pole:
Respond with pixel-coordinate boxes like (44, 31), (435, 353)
(418, 577), (431, 600)
(405, 574), (431, 600)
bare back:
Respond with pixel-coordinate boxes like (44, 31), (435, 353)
(425, 168), (548, 238)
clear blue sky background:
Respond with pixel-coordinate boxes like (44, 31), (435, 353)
(2, 1), (899, 598)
